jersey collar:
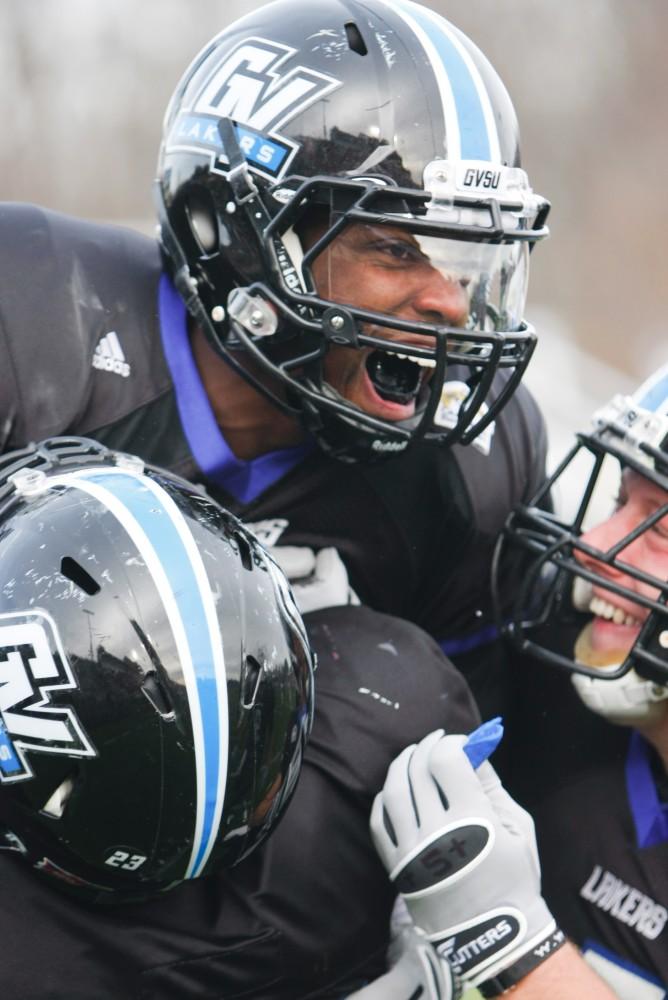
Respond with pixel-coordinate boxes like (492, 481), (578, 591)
(158, 275), (313, 503)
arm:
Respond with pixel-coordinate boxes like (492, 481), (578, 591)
(370, 730), (618, 999)
(509, 941), (617, 999)
(346, 923), (615, 1000)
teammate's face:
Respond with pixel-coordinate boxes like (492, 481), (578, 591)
(573, 470), (668, 666)
(308, 222), (470, 421)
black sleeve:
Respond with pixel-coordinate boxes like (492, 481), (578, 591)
(0, 203), (104, 446)
(0, 606), (480, 1000)
(0, 202), (166, 452)
(211, 605), (481, 999)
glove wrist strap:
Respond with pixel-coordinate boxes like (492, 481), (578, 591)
(478, 927), (566, 997)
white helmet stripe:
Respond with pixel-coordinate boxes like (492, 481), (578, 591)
(51, 468), (229, 880)
(376, 0), (501, 163)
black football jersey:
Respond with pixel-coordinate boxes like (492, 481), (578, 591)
(0, 605), (480, 999)
(0, 201), (542, 995)
(0, 202), (548, 718)
(507, 662), (668, 998)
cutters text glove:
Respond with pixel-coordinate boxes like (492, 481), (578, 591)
(370, 730), (565, 995)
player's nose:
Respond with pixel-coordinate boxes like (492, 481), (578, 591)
(410, 266), (470, 328)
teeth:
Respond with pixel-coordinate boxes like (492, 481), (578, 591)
(393, 352), (436, 368)
(589, 595), (640, 627)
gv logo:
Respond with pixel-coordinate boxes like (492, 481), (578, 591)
(0, 613), (95, 783)
(192, 37), (341, 133)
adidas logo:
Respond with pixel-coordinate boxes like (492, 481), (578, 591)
(92, 331), (131, 378)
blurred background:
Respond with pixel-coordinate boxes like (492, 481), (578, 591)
(2, 0), (665, 477)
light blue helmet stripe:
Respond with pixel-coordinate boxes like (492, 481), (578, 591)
(52, 467), (228, 880)
(381, 0), (500, 162)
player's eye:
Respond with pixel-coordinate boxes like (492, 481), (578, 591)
(369, 237), (428, 265)
(649, 507), (668, 540)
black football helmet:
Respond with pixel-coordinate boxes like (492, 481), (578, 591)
(493, 364), (668, 723)
(156, 0), (550, 462)
(0, 437), (314, 902)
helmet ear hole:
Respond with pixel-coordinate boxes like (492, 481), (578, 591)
(235, 531), (254, 571)
(242, 654), (264, 709)
(344, 20), (368, 56)
(60, 556), (100, 596)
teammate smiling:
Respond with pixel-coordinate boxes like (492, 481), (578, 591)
(498, 362), (668, 995)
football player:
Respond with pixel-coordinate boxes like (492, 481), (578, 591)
(0, 438), (482, 998)
(0, 441), (611, 1000)
(0, 0), (551, 993)
(493, 361), (668, 996)
(0, 0), (550, 722)
(361, 374), (668, 1000)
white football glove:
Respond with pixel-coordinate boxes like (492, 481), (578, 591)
(268, 545), (360, 615)
(347, 919), (458, 1000)
(371, 730), (563, 992)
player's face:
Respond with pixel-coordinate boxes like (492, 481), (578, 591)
(573, 469), (668, 666)
(308, 222), (470, 421)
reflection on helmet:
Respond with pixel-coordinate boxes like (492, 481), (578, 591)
(494, 363), (668, 724)
(156, 0), (550, 462)
(0, 437), (314, 902)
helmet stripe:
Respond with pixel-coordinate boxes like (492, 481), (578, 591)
(51, 468), (229, 881)
(376, 0), (501, 162)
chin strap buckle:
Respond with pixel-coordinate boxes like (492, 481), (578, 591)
(227, 288), (278, 338)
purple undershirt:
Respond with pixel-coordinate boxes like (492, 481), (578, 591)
(158, 275), (313, 504)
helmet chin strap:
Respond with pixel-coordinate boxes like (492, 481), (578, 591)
(571, 668), (668, 727)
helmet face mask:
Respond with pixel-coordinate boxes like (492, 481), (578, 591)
(495, 365), (668, 725)
(156, 0), (549, 462)
(0, 438), (314, 902)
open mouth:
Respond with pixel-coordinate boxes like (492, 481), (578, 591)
(571, 579), (643, 667)
(572, 594), (642, 669)
(365, 350), (433, 405)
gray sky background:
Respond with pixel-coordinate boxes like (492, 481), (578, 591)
(3, 1), (667, 383)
